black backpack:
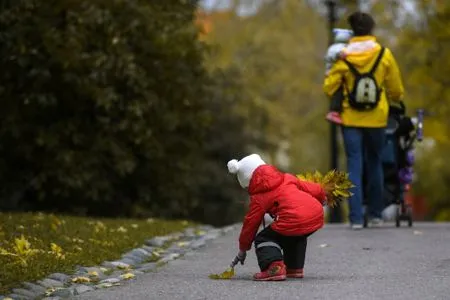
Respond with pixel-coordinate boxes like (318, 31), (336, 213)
(343, 47), (385, 111)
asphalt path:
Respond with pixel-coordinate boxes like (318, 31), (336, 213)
(76, 222), (450, 300)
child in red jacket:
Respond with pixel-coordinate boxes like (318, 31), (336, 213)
(227, 154), (333, 281)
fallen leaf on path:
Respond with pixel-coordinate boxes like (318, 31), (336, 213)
(88, 271), (99, 277)
(209, 267), (234, 280)
(196, 230), (206, 236)
(97, 282), (121, 289)
(72, 276), (91, 283)
(45, 287), (65, 297)
(117, 264), (131, 270)
(120, 272), (135, 280)
(413, 230), (423, 235)
(177, 241), (189, 247)
(319, 243), (329, 248)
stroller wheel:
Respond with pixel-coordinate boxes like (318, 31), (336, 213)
(395, 207), (401, 227)
(407, 206), (413, 227)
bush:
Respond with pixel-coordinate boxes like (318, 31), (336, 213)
(191, 67), (257, 226)
(0, 0), (249, 224)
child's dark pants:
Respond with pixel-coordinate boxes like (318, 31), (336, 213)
(254, 226), (313, 271)
(329, 85), (344, 113)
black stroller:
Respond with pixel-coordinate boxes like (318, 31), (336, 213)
(363, 101), (424, 228)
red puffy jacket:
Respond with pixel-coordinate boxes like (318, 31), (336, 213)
(238, 165), (326, 252)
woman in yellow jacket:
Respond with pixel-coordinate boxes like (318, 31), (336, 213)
(323, 12), (404, 229)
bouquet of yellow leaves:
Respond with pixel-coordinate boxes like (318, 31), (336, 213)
(297, 170), (354, 208)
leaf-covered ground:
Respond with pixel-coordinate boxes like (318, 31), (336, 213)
(0, 212), (191, 294)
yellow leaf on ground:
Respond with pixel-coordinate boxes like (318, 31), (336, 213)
(120, 273), (135, 280)
(14, 235), (31, 256)
(209, 267), (234, 280)
(88, 271), (99, 277)
(117, 226), (127, 233)
(177, 241), (189, 247)
(71, 276), (91, 283)
(195, 230), (206, 236)
(117, 264), (131, 270)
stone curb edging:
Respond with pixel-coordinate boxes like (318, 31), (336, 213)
(0, 224), (236, 300)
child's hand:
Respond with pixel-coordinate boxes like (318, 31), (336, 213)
(338, 51), (348, 60)
(231, 250), (247, 267)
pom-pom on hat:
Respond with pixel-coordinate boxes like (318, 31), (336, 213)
(227, 154), (266, 188)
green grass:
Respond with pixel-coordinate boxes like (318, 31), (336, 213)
(0, 212), (191, 295)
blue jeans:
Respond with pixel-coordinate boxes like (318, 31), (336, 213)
(342, 126), (386, 224)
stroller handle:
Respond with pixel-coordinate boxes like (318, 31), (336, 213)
(416, 109), (424, 142)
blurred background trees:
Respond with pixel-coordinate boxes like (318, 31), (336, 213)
(201, 0), (329, 172)
(0, 0), (448, 224)
(394, 0), (450, 221)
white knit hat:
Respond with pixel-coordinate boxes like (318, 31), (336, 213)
(227, 154), (266, 188)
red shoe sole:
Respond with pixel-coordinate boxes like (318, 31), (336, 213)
(253, 275), (287, 281)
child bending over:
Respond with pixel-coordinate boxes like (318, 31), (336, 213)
(227, 154), (348, 281)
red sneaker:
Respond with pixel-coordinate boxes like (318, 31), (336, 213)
(325, 112), (343, 125)
(253, 261), (286, 281)
(286, 268), (304, 278)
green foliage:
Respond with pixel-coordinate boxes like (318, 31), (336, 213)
(393, 1), (450, 220)
(189, 66), (255, 225)
(0, 0), (249, 224)
(0, 212), (190, 294)
(204, 0), (330, 172)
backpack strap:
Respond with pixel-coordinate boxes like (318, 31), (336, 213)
(342, 59), (360, 77)
(369, 47), (385, 74)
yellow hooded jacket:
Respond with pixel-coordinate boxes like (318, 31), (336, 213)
(323, 36), (404, 128)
